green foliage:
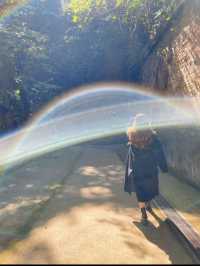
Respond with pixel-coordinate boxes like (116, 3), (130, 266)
(0, 0), (179, 132)
(64, 0), (177, 40)
(68, 0), (93, 14)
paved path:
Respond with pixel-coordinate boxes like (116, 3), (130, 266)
(0, 144), (193, 264)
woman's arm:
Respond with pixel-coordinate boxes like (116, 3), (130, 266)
(154, 137), (168, 173)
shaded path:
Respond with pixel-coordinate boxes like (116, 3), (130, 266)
(0, 144), (193, 264)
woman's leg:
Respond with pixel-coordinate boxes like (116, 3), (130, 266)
(138, 201), (148, 224)
(138, 202), (145, 209)
(145, 200), (153, 212)
(136, 190), (148, 224)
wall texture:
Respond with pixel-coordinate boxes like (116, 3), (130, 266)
(140, 0), (200, 96)
(140, 0), (200, 188)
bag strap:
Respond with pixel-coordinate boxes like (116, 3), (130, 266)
(128, 145), (134, 175)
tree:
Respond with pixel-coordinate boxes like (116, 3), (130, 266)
(0, 0), (180, 132)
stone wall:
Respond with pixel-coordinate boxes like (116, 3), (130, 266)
(140, 0), (200, 96)
(158, 126), (200, 189)
(140, 0), (200, 188)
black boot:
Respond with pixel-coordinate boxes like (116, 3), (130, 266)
(140, 207), (148, 225)
(146, 202), (153, 213)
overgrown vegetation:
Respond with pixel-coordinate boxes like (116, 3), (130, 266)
(0, 0), (180, 133)
(65, 0), (177, 39)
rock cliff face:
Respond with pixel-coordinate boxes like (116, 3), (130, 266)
(140, 0), (200, 188)
(140, 0), (200, 96)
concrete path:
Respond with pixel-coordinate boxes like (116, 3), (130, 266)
(159, 171), (200, 237)
(0, 144), (193, 264)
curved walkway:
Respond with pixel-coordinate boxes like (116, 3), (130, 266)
(0, 144), (193, 264)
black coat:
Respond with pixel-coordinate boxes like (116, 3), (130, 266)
(124, 134), (168, 201)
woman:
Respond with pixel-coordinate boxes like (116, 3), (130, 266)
(124, 114), (168, 225)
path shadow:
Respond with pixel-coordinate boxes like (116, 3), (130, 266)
(132, 213), (190, 265)
(0, 143), (194, 263)
(0, 144), (135, 253)
(96, 208), (192, 264)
